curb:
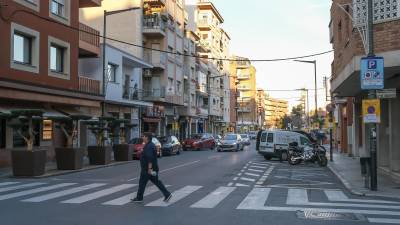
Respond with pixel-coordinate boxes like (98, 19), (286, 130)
(328, 164), (400, 200)
(1, 161), (134, 179)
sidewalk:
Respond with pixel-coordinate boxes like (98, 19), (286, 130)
(0, 157), (134, 179)
(328, 151), (400, 199)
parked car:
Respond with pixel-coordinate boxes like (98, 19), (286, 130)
(248, 131), (257, 140)
(160, 136), (182, 156)
(217, 134), (244, 152)
(182, 133), (216, 151)
(240, 134), (251, 145)
(128, 137), (162, 159)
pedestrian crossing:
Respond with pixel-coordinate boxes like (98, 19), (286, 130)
(0, 181), (400, 223)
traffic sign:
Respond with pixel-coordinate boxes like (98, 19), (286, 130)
(377, 88), (397, 99)
(362, 99), (381, 123)
(360, 56), (384, 90)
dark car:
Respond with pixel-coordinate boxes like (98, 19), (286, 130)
(182, 133), (216, 151)
(160, 136), (182, 156)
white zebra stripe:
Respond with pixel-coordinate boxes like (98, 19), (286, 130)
(146, 185), (202, 207)
(0, 183), (76, 200)
(191, 187), (236, 208)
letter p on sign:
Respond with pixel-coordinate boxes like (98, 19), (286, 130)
(368, 60), (377, 69)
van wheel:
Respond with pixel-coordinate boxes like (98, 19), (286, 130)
(280, 151), (288, 161)
(264, 155), (272, 160)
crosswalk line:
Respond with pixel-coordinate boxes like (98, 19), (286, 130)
(0, 183), (76, 201)
(102, 185), (171, 206)
(368, 218), (400, 224)
(240, 177), (256, 182)
(61, 184), (136, 204)
(244, 172), (260, 177)
(0, 182), (46, 193)
(0, 182), (20, 187)
(146, 185), (202, 207)
(22, 183), (107, 202)
(286, 189), (308, 205)
(249, 165), (267, 169)
(237, 188), (271, 210)
(247, 168), (263, 173)
(324, 190), (399, 204)
(191, 187), (236, 208)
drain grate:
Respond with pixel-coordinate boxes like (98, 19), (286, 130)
(297, 210), (365, 221)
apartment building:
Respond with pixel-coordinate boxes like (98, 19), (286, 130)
(230, 56), (257, 132)
(79, 0), (153, 141)
(264, 96), (288, 129)
(330, 0), (400, 180)
(0, 0), (103, 167)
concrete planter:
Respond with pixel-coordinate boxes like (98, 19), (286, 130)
(55, 148), (84, 170)
(11, 149), (47, 177)
(87, 146), (112, 165)
(113, 144), (132, 162)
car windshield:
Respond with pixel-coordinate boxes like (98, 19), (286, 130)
(160, 136), (173, 144)
(240, 134), (248, 138)
(152, 138), (160, 145)
(191, 134), (201, 139)
(224, 134), (237, 140)
(129, 138), (143, 144)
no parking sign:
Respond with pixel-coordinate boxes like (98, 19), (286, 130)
(362, 99), (381, 123)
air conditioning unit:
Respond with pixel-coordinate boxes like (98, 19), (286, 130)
(143, 69), (152, 77)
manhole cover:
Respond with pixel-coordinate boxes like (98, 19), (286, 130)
(297, 210), (365, 221)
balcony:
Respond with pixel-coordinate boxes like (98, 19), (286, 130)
(144, 50), (167, 69)
(238, 107), (251, 113)
(79, 76), (101, 95)
(143, 14), (166, 37)
(79, 23), (100, 57)
(237, 85), (250, 91)
(166, 95), (184, 106)
(196, 107), (209, 115)
(143, 87), (166, 102)
(79, 0), (101, 8)
(144, 0), (166, 6)
(237, 74), (250, 80)
(122, 87), (140, 101)
(197, 19), (211, 30)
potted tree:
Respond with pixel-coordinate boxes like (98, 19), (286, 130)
(51, 115), (92, 170)
(8, 109), (46, 177)
(84, 117), (114, 165)
(110, 119), (133, 162)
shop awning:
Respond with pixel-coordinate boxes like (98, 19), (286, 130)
(142, 117), (161, 123)
(55, 107), (95, 118)
(0, 106), (67, 119)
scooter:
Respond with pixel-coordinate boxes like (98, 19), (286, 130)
(287, 142), (328, 167)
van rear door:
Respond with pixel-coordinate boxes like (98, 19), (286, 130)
(260, 132), (274, 153)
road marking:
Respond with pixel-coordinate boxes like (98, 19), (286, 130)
(247, 168), (263, 173)
(61, 184), (136, 204)
(251, 162), (269, 166)
(207, 156), (221, 159)
(240, 177), (256, 182)
(127, 160), (201, 181)
(227, 182), (233, 187)
(191, 187), (236, 208)
(368, 218), (400, 224)
(244, 172), (260, 177)
(22, 183), (107, 202)
(237, 173), (242, 176)
(287, 189), (308, 205)
(233, 177), (238, 181)
(237, 188), (270, 209)
(0, 182), (46, 193)
(102, 185), (161, 206)
(0, 182), (20, 187)
(146, 185), (202, 207)
(249, 165), (267, 169)
(235, 183), (250, 187)
(324, 190), (399, 204)
(0, 183), (76, 201)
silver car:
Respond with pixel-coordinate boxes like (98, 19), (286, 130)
(217, 134), (244, 152)
(240, 134), (251, 145)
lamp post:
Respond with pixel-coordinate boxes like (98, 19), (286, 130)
(102, 7), (141, 116)
(294, 60), (318, 127)
(296, 88), (310, 129)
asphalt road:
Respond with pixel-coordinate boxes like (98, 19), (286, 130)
(1, 142), (400, 225)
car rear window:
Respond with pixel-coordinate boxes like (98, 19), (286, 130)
(267, 133), (274, 143)
(261, 133), (267, 142)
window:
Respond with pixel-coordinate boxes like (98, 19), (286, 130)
(176, 81), (181, 94)
(168, 78), (174, 92)
(300, 136), (310, 146)
(13, 33), (32, 65)
(13, 0), (40, 11)
(267, 133), (274, 143)
(261, 133), (267, 142)
(51, 0), (65, 17)
(107, 63), (117, 83)
(42, 120), (53, 141)
(50, 45), (65, 73)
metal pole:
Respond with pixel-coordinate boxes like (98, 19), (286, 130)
(307, 89), (310, 128)
(330, 127), (333, 162)
(102, 10), (107, 117)
(367, 0), (377, 191)
(314, 61), (318, 125)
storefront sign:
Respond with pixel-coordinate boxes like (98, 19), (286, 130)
(377, 88), (397, 99)
(362, 99), (381, 123)
(360, 56), (384, 90)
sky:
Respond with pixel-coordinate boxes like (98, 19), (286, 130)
(187, 0), (333, 112)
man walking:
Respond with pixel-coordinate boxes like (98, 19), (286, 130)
(132, 133), (172, 203)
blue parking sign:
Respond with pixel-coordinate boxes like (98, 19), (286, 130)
(360, 56), (384, 90)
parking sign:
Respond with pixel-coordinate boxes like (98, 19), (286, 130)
(360, 56), (384, 90)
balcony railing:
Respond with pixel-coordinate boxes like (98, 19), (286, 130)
(197, 19), (211, 28)
(122, 86), (140, 101)
(144, 0), (166, 5)
(238, 107), (251, 113)
(237, 85), (250, 90)
(237, 74), (250, 80)
(144, 50), (167, 69)
(79, 76), (101, 95)
(79, 23), (100, 57)
(196, 107), (209, 115)
(143, 14), (166, 36)
(143, 87), (166, 101)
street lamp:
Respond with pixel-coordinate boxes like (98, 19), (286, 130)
(102, 7), (141, 116)
(294, 60), (318, 127)
(296, 88), (310, 128)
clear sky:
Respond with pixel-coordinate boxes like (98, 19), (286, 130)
(187, 0), (333, 111)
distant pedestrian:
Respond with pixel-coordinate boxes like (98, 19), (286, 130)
(131, 133), (172, 203)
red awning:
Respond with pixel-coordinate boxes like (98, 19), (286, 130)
(142, 117), (161, 123)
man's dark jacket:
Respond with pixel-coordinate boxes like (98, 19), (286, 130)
(140, 141), (159, 172)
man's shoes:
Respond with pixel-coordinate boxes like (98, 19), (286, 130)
(131, 197), (143, 203)
(163, 194), (172, 202)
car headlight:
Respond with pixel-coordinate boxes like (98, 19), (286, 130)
(217, 142), (222, 146)
(232, 142), (237, 145)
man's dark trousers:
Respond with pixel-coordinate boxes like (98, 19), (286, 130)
(136, 172), (170, 200)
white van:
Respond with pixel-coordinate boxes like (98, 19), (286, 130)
(257, 130), (313, 160)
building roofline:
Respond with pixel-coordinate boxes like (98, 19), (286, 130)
(197, 1), (224, 23)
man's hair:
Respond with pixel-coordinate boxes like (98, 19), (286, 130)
(144, 133), (152, 141)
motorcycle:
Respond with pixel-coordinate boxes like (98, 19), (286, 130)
(287, 142), (328, 167)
